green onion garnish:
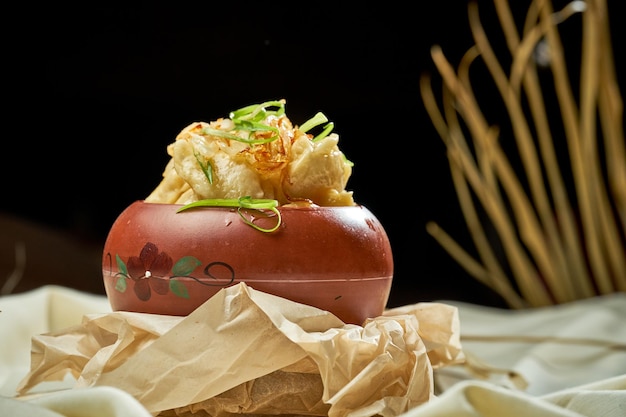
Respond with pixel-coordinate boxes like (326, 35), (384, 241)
(201, 127), (279, 145)
(177, 196), (281, 233)
(299, 111), (334, 142)
(311, 122), (334, 142)
(186, 101), (350, 212)
(299, 112), (327, 133)
(229, 100), (286, 120)
(201, 100), (286, 145)
(194, 150), (213, 184)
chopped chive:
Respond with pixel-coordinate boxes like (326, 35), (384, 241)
(299, 112), (328, 133)
(237, 195), (279, 209)
(177, 197), (281, 233)
(238, 206), (281, 233)
(299, 112), (335, 142)
(194, 151), (213, 184)
(311, 122), (334, 142)
(230, 100), (285, 120)
(202, 127), (278, 145)
(179, 100), (351, 229)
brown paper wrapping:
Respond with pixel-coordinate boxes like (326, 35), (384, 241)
(17, 283), (464, 417)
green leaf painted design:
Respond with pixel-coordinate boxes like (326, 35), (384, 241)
(115, 276), (127, 292)
(116, 254), (128, 277)
(170, 279), (190, 298)
(172, 256), (202, 276)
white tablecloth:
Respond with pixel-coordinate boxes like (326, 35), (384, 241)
(1, 286), (625, 416)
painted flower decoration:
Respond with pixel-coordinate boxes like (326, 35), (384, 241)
(126, 242), (174, 300)
(111, 241), (204, 301)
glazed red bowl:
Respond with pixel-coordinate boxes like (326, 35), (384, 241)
(102, 200), (393, 324)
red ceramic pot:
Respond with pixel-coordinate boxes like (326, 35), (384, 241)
(102, 200), (393, 324)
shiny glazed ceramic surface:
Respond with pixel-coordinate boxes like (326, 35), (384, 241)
(102, 200), (394, 324)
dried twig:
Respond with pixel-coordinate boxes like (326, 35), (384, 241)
(1, 242), (26, 295)
(421, 0), (625, 307)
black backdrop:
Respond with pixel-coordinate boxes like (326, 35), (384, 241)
(4, 1), (623, 308)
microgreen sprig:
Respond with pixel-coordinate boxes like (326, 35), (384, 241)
(177, 196), (282, 233)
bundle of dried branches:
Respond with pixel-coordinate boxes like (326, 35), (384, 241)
(421, 0), (625, 308)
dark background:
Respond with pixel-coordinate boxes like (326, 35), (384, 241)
(3, 1), (624, 308)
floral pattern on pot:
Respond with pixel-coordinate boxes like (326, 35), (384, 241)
(106, 242), (235, 302)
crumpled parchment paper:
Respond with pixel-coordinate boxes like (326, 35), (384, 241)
(16, 283), (464, 417)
